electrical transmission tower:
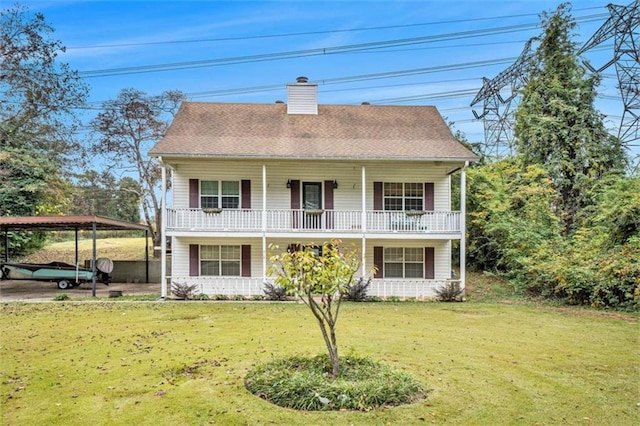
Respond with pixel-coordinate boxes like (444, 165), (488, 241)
(470, 38), (538, 159)
(578, 1), (639, 144)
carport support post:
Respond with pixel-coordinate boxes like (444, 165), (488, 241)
(75, 228), (79, 267)
(145, 230), (149, 283)
(3, 229), (8, 262)
(91, 222), (97, 297)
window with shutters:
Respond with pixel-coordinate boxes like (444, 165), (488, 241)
(200, 181), (240, 209)
(200, 245), (241, 276)
(384, 247), (423, 278)
(384, 182), (423, 211)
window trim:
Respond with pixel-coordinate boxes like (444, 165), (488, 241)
(383, 247), (424, 279)
(199, 180), (240, 209)
(199, 244), (242, 277)
(383, 182), (424, 211)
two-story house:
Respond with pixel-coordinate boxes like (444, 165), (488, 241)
(149, 77), (477, 299)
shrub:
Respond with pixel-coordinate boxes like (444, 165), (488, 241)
(194, 293), (209, 300)
(214, 294), (229, 301)
(245, 354), (427, 411)
(263, 282), (288, 301)
(171, 282), (200, 300)
(435, 280), (464, 302)
(54, 293), (69, 301)
(343, 277), (371, 302)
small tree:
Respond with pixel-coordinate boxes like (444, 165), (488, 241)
(268, 241), (364, 378)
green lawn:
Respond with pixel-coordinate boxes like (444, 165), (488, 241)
(1, 301), (638, 425)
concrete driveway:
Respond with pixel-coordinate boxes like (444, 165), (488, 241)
(0, 280), (161, 302)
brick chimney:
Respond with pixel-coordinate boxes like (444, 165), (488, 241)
(286, 76), (317, 115)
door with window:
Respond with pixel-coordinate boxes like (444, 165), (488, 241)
(303, 182), (322, 229)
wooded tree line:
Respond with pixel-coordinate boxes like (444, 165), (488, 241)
(1, 4), (183, 255)
(465, 4), (638, 309)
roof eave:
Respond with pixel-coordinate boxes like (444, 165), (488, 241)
(153, 153), (478, 162)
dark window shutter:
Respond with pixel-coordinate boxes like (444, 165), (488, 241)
(424, 247), (435, 279)
(374, 246), (383, 278)
(189, 179), (199, 208)
(424, 182), (434, 211)
(374, 182), (383, 210)
(241, 180), (251, 209)
(323, 181), (334, 209)
(241, 245), (251, 277)
(189, 244), (199, 276)
(290, 180), (301, 229)
(324, 181), (334, 229)
(290, 180), (300, 209)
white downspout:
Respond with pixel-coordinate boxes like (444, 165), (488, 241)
(262, 164), (267, 282)
(361, 165), (366, 278)
(160, 160), (167, 299)
(460, 161), (468, 292)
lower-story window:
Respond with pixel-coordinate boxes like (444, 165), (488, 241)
(384, 247), (423, 278)
(200, 245), (241, 276)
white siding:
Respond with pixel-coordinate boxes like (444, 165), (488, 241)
(170, 160), (456, 211)
(363, 239), (451, 281)
(171, 236), (263, 279)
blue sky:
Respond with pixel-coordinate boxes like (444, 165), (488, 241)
(19, 0), (630, 152)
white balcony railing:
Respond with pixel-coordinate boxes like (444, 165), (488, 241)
(166, 209), (461, 234)
(168, 276), (457, 299)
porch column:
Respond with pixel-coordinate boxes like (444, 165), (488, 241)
(262, 164), (267, 281)
(460, 162), (468, 291)
(361, 165), (366, 277)
(160, 161), (167, 299)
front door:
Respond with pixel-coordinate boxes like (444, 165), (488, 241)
(303, 182), (322, 228)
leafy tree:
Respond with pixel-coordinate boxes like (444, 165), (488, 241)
(466, 159), (562, 276)
(115, 177), (142, 223)
(514, 3), (625, 233)
(1, 4), (88, 256)
(69, 171), (141, 223)
(89, 89), (184, 251)
(268, 241), (365, 378)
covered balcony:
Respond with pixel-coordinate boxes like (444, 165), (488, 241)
(165, 208), (461, 235)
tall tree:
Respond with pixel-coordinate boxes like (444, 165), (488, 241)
(514, 3), (625, 233)
(1, 4), (88, 214)
(89, 89), (184, 251)
(1, 4), (88, 255)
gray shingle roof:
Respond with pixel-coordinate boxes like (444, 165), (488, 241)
(149, 101), (478, 161)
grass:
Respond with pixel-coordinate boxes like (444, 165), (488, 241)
(18, 237), (149, 264)
(245, 354), (427, 411)
(1, 302), (638, 425)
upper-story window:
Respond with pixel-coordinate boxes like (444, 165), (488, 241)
(384, 182), (423, 211)
(200, 245), (241, 276)
(200, 181), (240, 209)
(384, 247), (423, 278)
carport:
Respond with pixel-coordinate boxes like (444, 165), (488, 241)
(0, 215), (150, 297)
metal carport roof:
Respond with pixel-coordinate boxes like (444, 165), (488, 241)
(1, 215), (150, 296)
(0, 215), (149, 232)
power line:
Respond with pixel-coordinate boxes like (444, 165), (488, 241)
(77, 13), (607, 78)
(66, 7), (606, 50)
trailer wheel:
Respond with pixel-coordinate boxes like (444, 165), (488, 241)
(58, 280), (72, 290)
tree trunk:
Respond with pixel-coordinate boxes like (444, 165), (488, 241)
(307, 292), (340, 378)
